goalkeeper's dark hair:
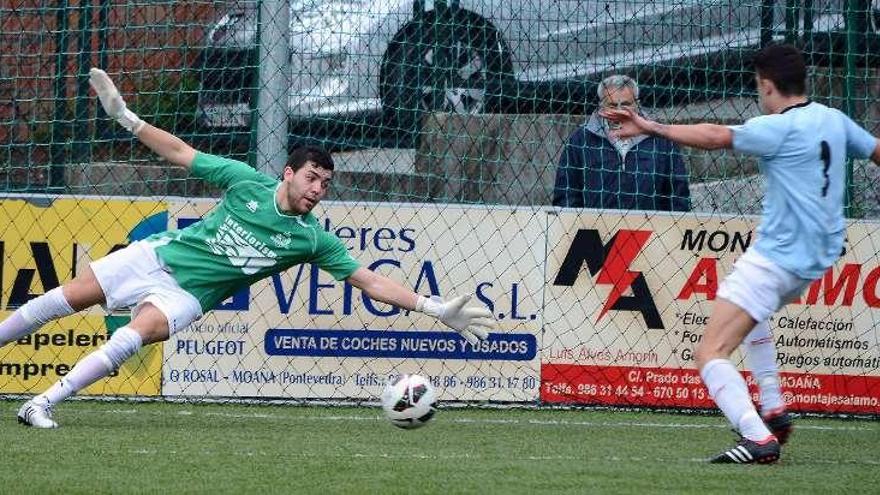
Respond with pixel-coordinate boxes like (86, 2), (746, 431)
(287, 146), (334, 172)
(752, 43), (806, 96)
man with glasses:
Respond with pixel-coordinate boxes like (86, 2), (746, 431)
(552, 75), (691, 211)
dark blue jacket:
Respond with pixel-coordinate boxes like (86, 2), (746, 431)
(553, 113), (691, 211)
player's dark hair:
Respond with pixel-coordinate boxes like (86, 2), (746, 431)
(287, 146), (334, 172)
(753, 43), (807, 96)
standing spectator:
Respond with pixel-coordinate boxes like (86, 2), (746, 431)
(553, 75), (691, 211)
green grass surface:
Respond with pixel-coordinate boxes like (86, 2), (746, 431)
(3, 401), (878, 494)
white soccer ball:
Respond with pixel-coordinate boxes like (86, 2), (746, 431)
(381, 374), (437, 429)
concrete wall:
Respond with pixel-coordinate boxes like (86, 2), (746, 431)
(44, 67), (880, 219)
(412, 99), (763, 207)
(64, 161), (215, 197)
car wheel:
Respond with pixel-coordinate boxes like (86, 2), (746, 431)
(380, 13), (513, 134)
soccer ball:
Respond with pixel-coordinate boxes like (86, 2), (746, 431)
(381, 374), (437, 429)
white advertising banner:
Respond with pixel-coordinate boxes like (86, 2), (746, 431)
(542, 210), (880, 414)
(162, 201), (544, 401)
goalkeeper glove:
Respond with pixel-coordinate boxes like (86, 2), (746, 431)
(416, 295), (495, 346)
(88, 68), (146, 135)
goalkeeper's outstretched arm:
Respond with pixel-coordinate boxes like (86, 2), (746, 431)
(89, 68), (196, 169)
(134, 123), (196, 169)
(346, 267), (496, 346)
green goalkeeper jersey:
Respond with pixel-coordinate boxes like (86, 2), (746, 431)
(146, 152), (360, 311)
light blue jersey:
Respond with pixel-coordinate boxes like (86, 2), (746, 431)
(730, 101), (876, 280)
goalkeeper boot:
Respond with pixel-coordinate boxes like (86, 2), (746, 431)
(709, 435), (780, 464)
(762, 407), (793, 445)
(17, 399), (58, 429)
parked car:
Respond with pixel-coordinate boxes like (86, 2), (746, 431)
(194, 0), (880, 146)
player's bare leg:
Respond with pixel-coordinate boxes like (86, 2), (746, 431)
(0, 265), (105, 347)
(18, 302), (169, 428)
(696, 298), (780, 464)
(61, 264), (108, 311)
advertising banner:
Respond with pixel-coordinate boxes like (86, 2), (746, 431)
(6, 194), (876, 413)
(0, 196), (165, 396)
(542, 211), (880, 414)
(162, 201), (544, 401)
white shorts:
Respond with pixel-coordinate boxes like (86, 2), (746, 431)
(717, 249), (813, 323)
(90, 241), (203, 334)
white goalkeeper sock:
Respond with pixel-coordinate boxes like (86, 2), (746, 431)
(0, 287), (75, 346)
(745, 320), (785, 413)
(701, 358), (772, 441)
(36, 327), (142, 406)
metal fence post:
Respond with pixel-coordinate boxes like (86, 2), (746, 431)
(844, 0), (859, 217)
(73, 0), (93, 165)
(760, 0), (775, 47)
(254, 0), (290, 176)
(785, 0), (800, 43)
(50, 0), (71, 190)
(95, 0), (111, 138)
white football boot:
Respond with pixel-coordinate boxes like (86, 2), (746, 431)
(17, 400), (59, 428)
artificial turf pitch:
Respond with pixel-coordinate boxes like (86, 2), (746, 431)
(3, 401), (878, 494)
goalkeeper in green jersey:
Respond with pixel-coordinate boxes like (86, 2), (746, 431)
(2, 69), (496, 428)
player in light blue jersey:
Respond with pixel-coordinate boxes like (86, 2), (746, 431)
(601, 43), (880, 464)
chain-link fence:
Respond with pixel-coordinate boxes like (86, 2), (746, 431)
(1, 1), (880, 414)
(2, 1), (878, 209)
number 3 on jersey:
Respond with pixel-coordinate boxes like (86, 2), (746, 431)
(820, 140), (830, 197)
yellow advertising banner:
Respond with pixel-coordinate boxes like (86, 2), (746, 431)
(0, 196), (165, 396)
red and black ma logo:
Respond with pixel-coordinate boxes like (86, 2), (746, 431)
(553, 229), (664, 329)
